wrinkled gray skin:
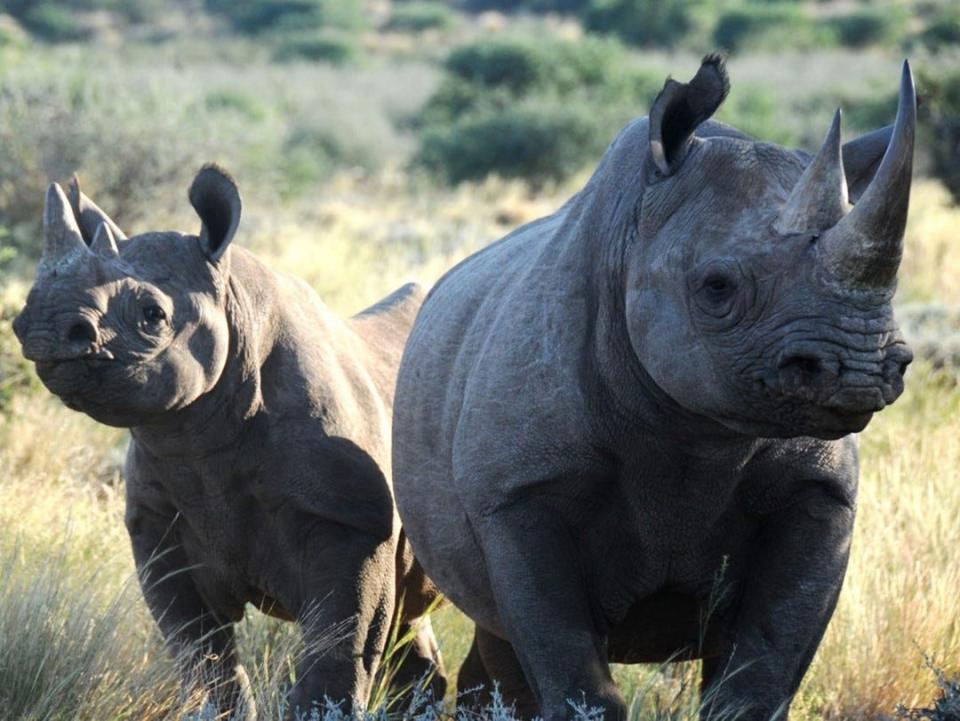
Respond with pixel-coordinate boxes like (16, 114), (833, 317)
(393, 57), (917, 721)
(14, 166), (445, 720)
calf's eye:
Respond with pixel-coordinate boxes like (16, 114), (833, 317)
(143, 305), (167, 324)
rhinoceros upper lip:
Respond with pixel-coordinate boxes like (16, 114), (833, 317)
(32, 350), (115, 369)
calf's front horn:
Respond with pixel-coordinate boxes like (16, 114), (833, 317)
(39, 183), (90, 276)
(821, 60), (916, 291)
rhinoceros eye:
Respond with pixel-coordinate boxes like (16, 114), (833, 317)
(142, 305), (167, 325)
(702, 272), (736, 303)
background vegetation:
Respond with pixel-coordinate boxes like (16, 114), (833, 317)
(0, 0), (958, 719)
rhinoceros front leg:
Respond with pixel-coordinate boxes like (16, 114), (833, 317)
(472, 503), (625, 721)
(286, 531), (397, 718)
(126, 505), (255, 721)
(699, 486), (854, 721)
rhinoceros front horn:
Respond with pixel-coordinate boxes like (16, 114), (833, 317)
(821, 60), (916, 291)
(39, 182), (90, 275)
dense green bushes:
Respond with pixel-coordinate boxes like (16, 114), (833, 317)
(419, 101), (606, 185)
(386, 2), (454, 32)
(416, 36), (662, 184)
(204, 0), (366, 35)
(583, 0), (696, 48)
(272, 29), (358, 64)
(919, 62), (960, 204)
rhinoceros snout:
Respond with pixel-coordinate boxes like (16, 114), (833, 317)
(15, 310), (104, 363)
(776, 341), (910, 413)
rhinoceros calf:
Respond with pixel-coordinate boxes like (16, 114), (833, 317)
(13, 166), (444, 719)
(393, 57), (916, 721)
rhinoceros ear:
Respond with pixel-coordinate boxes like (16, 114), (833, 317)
(648, 53), (730, 176)
(189, 164), (242, 263)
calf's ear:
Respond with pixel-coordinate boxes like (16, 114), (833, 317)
(648, 53), (730, 176)
(188, 164), (242, 262)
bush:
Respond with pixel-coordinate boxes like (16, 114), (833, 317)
(713, 4), (813, 52)
(417, 35), (661, 184)
(445, 39), (550, 93)
(386, 2), (454, 32)
(583, 0), (696, 48)
(460, 0), (592, 11)
(417, 102), (606, 185)
(824, 8), (901, 49)
(205, 0), (367, 35)
(19, 2), (92, 42)
(914, 8), (960, 51)
(444, 36), (628, 95)
(273, 30), (359, 64)
(918, 63), (960, 203)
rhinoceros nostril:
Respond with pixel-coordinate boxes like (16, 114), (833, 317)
(779, 354), (823, 378)
(66, 318), (98, 346)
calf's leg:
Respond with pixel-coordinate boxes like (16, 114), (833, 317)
(126, 506), (254, 720)
(288, 531), (397, 718)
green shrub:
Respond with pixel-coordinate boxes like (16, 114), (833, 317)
(715, 84), (795, 146)
(417, 102), (606, 185)
(445, 39), (550, 93)
(583, 0), (696, 48)
(918, 63), (960, 203)
(418, 35), (661, 184)
(273, 29), (359, 64)
(19, 2), (92, 42)
(386, 2), (454, 32)
(444, 36), (627, 95)
(205, 0), (367, 35)
(824, 8), (900, 49)
(460, 0), (592, 12)
(914, 8), (960, 51)
(713, 4), (814, 52)
(0, 293), (38, 413)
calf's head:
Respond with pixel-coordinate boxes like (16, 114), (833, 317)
(625, 57), (915, 439)
(13, 166), (242, 427)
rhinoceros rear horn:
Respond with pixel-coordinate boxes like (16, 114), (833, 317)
(775, 109), (849, 234)
(189, 164), (242, 263)
(821, 60), (916, 292)
(40, 183), (90, 275)
(648, 53), (729, 176)
(68, 174), (128, 245)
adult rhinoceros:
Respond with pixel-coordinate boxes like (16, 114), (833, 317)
(13, 166), (445, 720)
(392, 56), (916, 721)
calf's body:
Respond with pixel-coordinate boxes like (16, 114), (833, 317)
(14, 167), (443, 719)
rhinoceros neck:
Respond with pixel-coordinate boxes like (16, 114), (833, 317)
(128, 249), (299, 459)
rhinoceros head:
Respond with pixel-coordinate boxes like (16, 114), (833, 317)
(13, 165), (242, 427)
(623, 57), (915, 439)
